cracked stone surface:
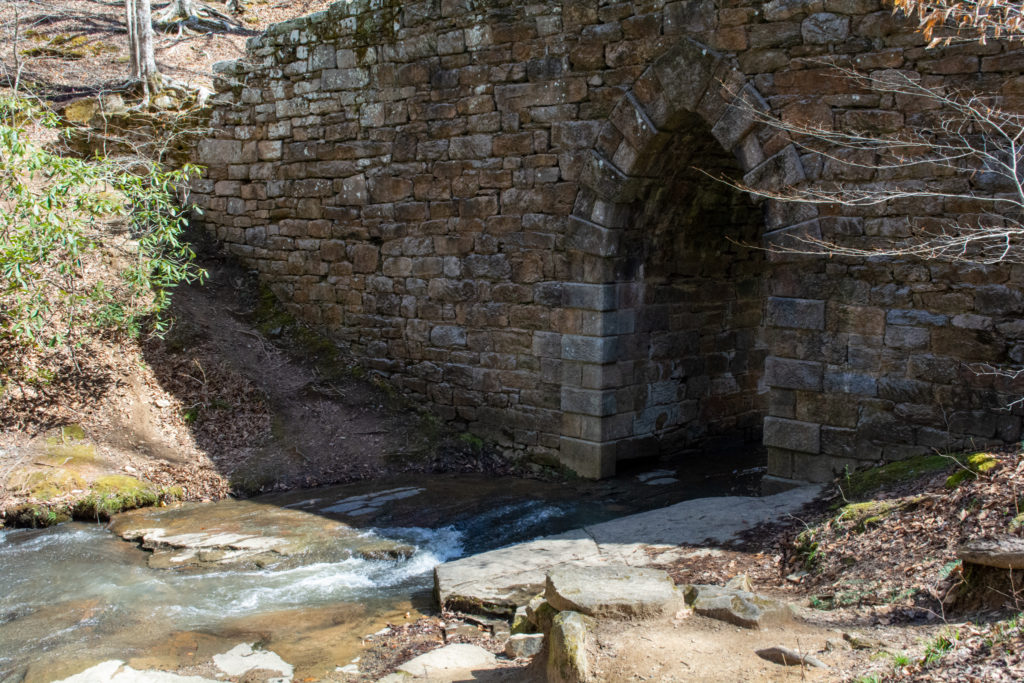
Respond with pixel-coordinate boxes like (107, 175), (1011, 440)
(434, 486), (822, 615)
(545, 565), (682, 619)
(110, 499), (415, 570)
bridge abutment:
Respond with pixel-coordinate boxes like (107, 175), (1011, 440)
(193, 0), (1024, 481)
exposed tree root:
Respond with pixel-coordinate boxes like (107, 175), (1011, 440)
(154, 0), (237, 35)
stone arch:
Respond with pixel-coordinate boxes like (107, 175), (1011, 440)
(557, 38), (815, 479)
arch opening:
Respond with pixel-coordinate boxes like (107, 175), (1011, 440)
(613, 114), (768, 466)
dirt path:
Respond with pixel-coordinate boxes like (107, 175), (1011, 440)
(146, 261), (448, 492)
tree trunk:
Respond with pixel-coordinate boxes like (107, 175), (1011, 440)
(169, 0), (199, 20)
(126, 0), (159, 88)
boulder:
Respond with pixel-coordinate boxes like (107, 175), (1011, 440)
(505, 633), (545, 659)
(958, 537), (1024, 569)
(526, 594), (558, 633)
(545, 564), (683, 620)
(685, 585), (795, 629)
(547, 611), (595, 683)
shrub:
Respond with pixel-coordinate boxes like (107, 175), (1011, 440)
(0, 95), (204, 361)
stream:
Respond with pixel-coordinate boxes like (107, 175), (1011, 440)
(0, 464), (762, 682)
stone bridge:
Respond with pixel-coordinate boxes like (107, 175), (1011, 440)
(193, 0), (1024, 485)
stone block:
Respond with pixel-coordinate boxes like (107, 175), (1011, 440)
(766, 297), (825, 330)
(763, 417), (821, 454)
(791, 451), (857, 484)
(744, 145), (807, 193)
(506, 633), (544, 659)
(567, 217), (621, 257)
(802, 12), (850, 44)
(348, 244), (378, 273)
(559, 437), (617, 479)
(336, 174), (368, 205)
(561, 335), (619, 363)
(562, 283), (618, 311)
(884, 325), (930, 350)
(651, 39), (719, 114)
(823, 370), (877, 396)
(712, 84), (766, 151)
(431, 325), (467, 348)
(578, 151), (642, 203)
(548, 611), (595, 683)
(450, 134), (493, 159)
(369, 176), (413, 203)
(765, 357), (823, 391)
(561, 387), (617, 417)
(198, 139), (243, 164)
(686, 584), (795, 629)
(545, 565), (682, 619)
(323, 67), (369, 90)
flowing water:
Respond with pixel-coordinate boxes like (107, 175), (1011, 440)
(0, 465), (763, 682)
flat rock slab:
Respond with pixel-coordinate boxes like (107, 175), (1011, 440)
(435, 486), (821, 615)
(545, 564), (682, 619)
(434, 529), (602, 614)
(110, 499), (414, 570)
(396, 643), (497, 678)
(53, 661), (219, 683)
(686, 585), (795, 629)
(958, 537), (1024, 569)
(212, 643), (293, 678)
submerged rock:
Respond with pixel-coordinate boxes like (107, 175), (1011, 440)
(109, 499), (414, 570)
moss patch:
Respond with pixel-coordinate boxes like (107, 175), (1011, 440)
(72, 476), (183, 522)
(17, 469), (87, 501)
(42, 425), (99, 467)
(836, 496), (927, 533)
(840, 455), (956, 499)
(945, 453), (999, 489)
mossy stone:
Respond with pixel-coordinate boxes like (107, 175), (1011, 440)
(840, 454), (955, 499)
(836, 496), (926, 533)
(945, 453), (999, 489)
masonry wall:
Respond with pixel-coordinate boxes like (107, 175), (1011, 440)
(193, 0), (1024, 482)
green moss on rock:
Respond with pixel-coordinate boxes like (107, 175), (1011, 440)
(840, 455), (955, 499)
(23, 470), (86, 501)
(945, 453), (999, 489)
(72, 476), (183, 521)
(836, 496), (926, 533)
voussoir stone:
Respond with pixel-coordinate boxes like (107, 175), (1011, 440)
(685, 585), (796, 629)
(545, 564), (683, 619)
